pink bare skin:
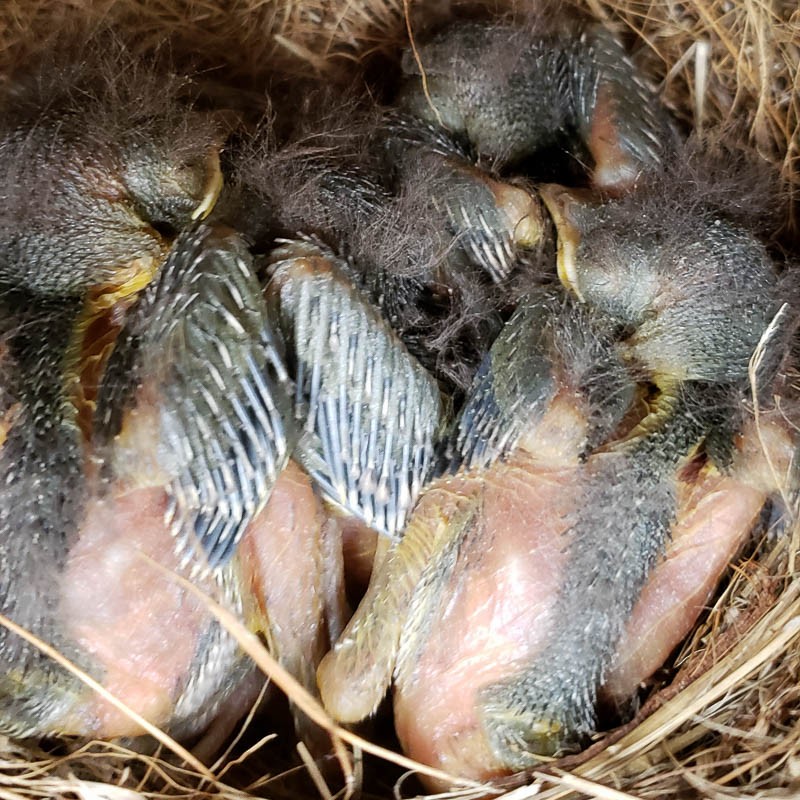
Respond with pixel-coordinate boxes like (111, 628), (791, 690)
(58, 485), (218, 737)
(392, 460), (575, 780)
(51, 457), (341, 739)
(603, 474), (762, 702)
(605, 413), (795, 701)
(238, 459), (345, 700)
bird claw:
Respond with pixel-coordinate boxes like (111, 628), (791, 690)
(479, 687), (572, 768)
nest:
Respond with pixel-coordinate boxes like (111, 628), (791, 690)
(0, 1), (799, 798)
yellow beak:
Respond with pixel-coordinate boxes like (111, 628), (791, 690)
(538, 183), (585, 302)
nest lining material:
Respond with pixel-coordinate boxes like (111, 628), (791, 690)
(0, 1), (798, 798)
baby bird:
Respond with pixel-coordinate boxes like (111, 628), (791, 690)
(0, 44), (225, 298)
(318, 286), (795, 786)
(539, 180), (780, 387)
(398, 20), (673, 194)
(0, 225), (307, 738)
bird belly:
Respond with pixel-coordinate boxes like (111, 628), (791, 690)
(58, 486), (221, 737)
(393, 462), (575, 781)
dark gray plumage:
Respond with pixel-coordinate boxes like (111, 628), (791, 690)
(540, 181), (780, 384)
(95, 224), (295, 568)
(398, 20), (673, 192)
(0, 299), (90, 736)
(0, 45), (224, 297)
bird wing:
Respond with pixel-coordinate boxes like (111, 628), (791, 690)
(96, 225), (295, 568)
(455, 292), (559, 470)
(266, 239), (445, 538)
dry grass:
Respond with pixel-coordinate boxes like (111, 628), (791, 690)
(570, 0), (800, 233)
(0, 0), (798, 798)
